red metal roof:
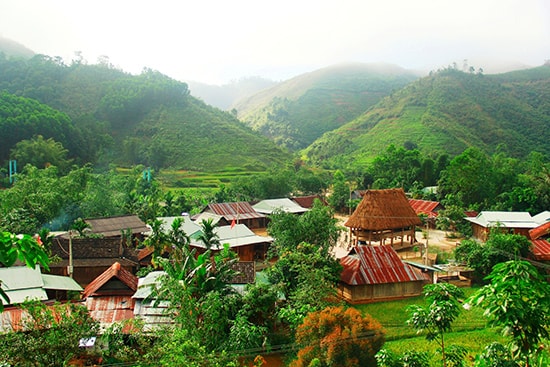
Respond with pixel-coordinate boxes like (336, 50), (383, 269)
(340, 245), (428, 285)
(208, 202), (265, 221)
(83, 262), (138, 298)
(408, 199), (441, 217)
(531, 239), (550, 261)
(529, 221), (550, 240)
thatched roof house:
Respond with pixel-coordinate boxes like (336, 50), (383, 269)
(345, 188), (422, 249)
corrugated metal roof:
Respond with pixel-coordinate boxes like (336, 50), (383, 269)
(85, 295), (135, 327)
(345, 189), (422, 230)
(252, 198), (309, 214)
(190, 223), (273, 250)
(83, 262), (138, 298)
(531, 239), (550, 261)
(208, 202), (265, 221)
(465, 211), (537, 228)
(340, 245), (428, 285)
(408, 199), (441, 217)
(0, 266), (46, 305)
(85, 215), (149, 237)
(41, 274), (83, 291)
(529, 221), (550, 240)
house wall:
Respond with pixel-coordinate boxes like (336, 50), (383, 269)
(472, 224), (531, 242)
(338, 280), (426, 304)
(52, 237), (125, 259)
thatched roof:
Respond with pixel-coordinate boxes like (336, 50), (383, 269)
(345, 188), (421, 230)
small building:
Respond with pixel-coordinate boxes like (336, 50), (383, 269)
(82, 262), (138, 329)
(291, 195), (328, 209)
(339, 245), (430, 303)
(345, 188), (422, 250)
(408, 199), (444, 228)
(464, 211), (547, 241)
(190, 223), (273, 262)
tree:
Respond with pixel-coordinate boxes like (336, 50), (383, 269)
(291, 306), (385, 367)
(0, 300), (99, 365)
(328, 170), (349, 212)
(454, 231), (533, 281)
(407, 283), (465, 367)
(467, 260), (550, 366)
(10, 135), (72, 173)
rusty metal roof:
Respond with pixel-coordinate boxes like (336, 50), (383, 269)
(85, 295), (135, 327)
(340, 245), (428, 285)
(208, 202), (265, 221)
(85, 215), (149, 237)
(529, 221), (550, 240)
(408, 199), (442, 217)
(83, 262), (138, 298)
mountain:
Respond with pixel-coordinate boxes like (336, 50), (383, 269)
(0, 36), (34, 59)
(188, 77), (277, 110)
(0, 54), (290, 171)
(303, 64), (550, 168)
(233, 63), (420, 150)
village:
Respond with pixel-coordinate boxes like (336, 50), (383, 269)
(1, 188), (549, 334)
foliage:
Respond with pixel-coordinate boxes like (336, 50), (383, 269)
(454, 231), (533, 281)
(290, 305), (385, 367)
(328, 169), (349, 212)
(10, 135), (73, 173)
(0, 300), (99, 365)
(407, 283), (465, 367)
(474, 342), (520, 367)
(376, 348), (430, 367)
(267, 199), (341, 256)
(467, 260), (550, 366)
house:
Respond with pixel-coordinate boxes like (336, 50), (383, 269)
(195, 202), (266, 229)
(47, 215), (147, 286)
(464, 211), (548, 241)
(345, 188), (422, 250)
(190, 223), (273, 262)
(408, 199), (444, 228)
(339, 245), (430, 303)
(0, 266), (83, 332)
(82, 262), (138, 329)
(132, 271), (173, 331)
(252, 198), (309, 215)
(0, 266), (83, 307)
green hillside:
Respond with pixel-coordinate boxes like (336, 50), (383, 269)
(303, 65), (550, 168)
(234, 63), (419, 150)
(0, 53), (290, 171)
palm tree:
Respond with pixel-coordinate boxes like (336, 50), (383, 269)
(198, 218), (221, 273)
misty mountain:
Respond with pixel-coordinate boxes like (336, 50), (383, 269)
(233, 63), (420, 150)
(0, 53), (290, 171)
(0, 36), (34, 59)
(303, 64), (550, 168)
(188, 77), (277, 110)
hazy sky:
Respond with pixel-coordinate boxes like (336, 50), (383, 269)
(1, 0), (549, 84)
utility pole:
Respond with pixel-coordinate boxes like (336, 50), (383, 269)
(68, 230), (74, 278)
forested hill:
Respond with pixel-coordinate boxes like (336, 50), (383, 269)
(233, 63), (420, 150)
(0, 53), (290, 171)
(303, 64), (550, 168)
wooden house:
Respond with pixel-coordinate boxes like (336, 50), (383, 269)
(47, 215), (146, 286)
(339, 245), (430, 303)
(82, 262), (138, 328)
(345, 188), (422, 250)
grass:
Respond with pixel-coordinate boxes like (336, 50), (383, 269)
(352, 287), (504, 366)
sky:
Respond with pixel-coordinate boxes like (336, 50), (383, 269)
(1, 0), (549, 85)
